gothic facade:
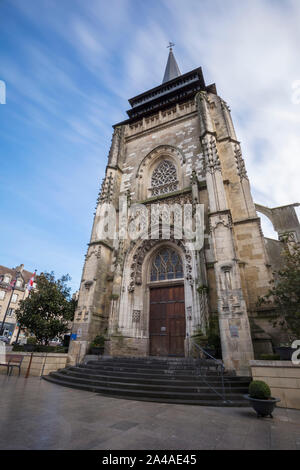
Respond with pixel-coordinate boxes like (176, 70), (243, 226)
(69, 50), (299, 375)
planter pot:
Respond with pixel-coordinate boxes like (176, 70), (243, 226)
(275, 347), (296, 361)
(23, 344), (35, 352)
(90, 346), (104, 355)
(244, 395), (281, 418)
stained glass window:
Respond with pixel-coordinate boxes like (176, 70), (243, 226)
(150, 247), (183, 282)
(151, 160), (178, 196)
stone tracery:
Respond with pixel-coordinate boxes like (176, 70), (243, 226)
(150, 247), (183, 282)
(127, 235), (193, 292)
(151, 160), (178, 196)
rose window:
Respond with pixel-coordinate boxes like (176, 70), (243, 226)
(151, 160), (178, 196)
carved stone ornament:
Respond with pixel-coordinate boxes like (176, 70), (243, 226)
(128, 232), (193, 292)
(221, 99), (231, 113)
(186, 306), (192, 321)
(209, 213), (232, 233)
(84, 280), (93, 289)
(202, 136), (221, 175)
(108, 126), (123, 166)
(234, 144), (248, 180)
(137, 144), (185, 181)
(113, 240), (125, 269)
(97, 171), (117, 205)
(85, 245), (101, 261)
(132, 310), (141, 322)
(195, 91), (214, 135)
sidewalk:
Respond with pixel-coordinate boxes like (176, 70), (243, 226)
(0, 375), (299, 450)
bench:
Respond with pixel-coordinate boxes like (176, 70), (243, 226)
(0, 354), (24, 376)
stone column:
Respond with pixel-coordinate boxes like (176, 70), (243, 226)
(196, 92), (254, 374)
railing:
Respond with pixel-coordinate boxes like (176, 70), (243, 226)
(188, 340), (230, 403)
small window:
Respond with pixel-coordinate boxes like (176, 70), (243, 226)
(150, 247), (183, 282)
(16, 279), (22, 288)
(0, 290), (5, 300)
(12, 293), (18, 303)
(3, 275), (10, 284)
(7, 308), (14, 317)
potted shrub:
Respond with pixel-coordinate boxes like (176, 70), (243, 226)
(244, 380), (280, 418)
(23, 336), (37, 352)
(90, 335), (105, 355)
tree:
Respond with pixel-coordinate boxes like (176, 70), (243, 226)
(16, 272), (76, 345)
(258, 239), (300, 341)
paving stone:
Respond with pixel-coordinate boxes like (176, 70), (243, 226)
(0, 376), (299, 450)
(110, 421), (139, 431)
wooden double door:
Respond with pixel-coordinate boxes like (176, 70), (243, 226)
(149, 284), (186, 357)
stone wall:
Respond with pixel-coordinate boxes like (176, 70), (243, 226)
(264, 237), (284, 273)
(108, 336), (149, 357)
(250, 360), (300, 410)
(0, 352), (68, 377)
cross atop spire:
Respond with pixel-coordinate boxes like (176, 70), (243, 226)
(162, 42), (181, 84)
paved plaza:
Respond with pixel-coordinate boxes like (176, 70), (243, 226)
(0, 374), (299, 450)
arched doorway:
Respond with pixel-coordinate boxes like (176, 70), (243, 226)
(148, 247), (186, 356)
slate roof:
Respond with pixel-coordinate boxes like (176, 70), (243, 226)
(0, 264), (34, 285)
(162, 48), (181, 83)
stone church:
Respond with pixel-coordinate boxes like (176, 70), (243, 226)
(69, 47), (300, 374)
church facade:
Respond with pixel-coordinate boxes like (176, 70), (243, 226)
(69, 49), (300, 374)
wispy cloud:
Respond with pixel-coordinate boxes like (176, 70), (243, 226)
(0, 0), (299, 288)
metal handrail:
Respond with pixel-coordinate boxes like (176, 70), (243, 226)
(188, 340), (229, 403)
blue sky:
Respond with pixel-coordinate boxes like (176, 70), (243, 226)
(0, 0), (299, 292)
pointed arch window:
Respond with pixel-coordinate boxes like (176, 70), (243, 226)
(151, 160), (178, 196)
(150, 247), (183, 282)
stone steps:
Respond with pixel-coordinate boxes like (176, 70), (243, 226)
(63, 366), (249, 387)
(55, 369), (248, 393)
(78, 363), (223, 376)
(43, 357), (251, 406)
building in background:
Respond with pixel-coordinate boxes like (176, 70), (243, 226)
(0, 264), (34, 344)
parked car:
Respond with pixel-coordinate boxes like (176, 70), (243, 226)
(0, 336), (10, 344)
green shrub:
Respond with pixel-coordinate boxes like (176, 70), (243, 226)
(91, 335), (105, 348)
(249, 380), (271, 399)
(54, 346), (67, 353)
(35, 345), (55, 352)
(27, 336), (37, 345)
(259, 354), (280, 361)
(12, 344), (67, 353)
(191, 327), (207, 346)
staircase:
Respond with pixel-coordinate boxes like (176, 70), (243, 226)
(43, 356), (251, 406)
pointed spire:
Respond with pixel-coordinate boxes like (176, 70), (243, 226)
(162, 42), (181, 84)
